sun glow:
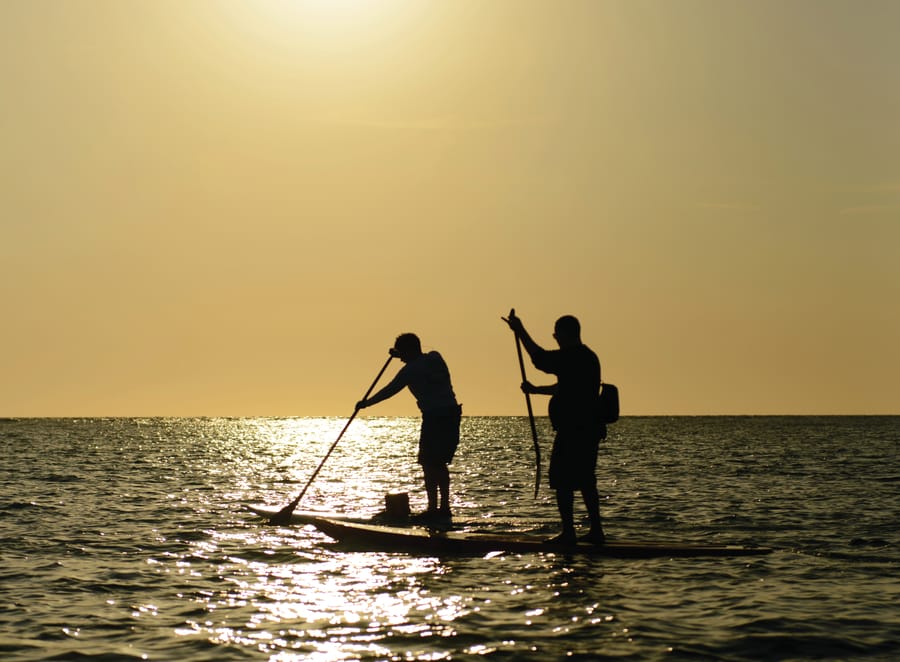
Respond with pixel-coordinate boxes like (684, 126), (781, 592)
(238, 0), (396, 32)
(218, 0), (416, 59)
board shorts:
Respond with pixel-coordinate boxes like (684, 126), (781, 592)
(418, 404), (462, 466)
(548, 425), (604, 491)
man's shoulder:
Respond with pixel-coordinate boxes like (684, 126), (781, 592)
(424, 350), (447, 363)
(563, 344), (600, 366)
(561, 344), (596, 356)
(410, 351), (444, 369)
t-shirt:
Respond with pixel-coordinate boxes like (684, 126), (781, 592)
(395, 351), (458, 414)
(531, 344), (601, 429)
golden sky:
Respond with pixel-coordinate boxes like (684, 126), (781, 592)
(2, 0), (898, 416)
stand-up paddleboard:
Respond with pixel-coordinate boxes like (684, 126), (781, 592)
(247, 503), (532, 531)
(307, 517), (773, 558)
(245, 503), (369, 526)
(246, 503), (425, 527)
(247, 491), (418, 526)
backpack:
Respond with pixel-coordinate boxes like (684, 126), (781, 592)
(596, 383), (620, 424)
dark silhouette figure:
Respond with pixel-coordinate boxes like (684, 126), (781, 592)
(356, 333), (461, 522)
(503, 311), (606, 545)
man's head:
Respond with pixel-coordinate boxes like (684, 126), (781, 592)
(391, 333), (422, 362)
(553, 315), (582, 347)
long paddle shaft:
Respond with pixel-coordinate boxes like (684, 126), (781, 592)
(513, 330), (541, 499)
(269, 354), (394, 524)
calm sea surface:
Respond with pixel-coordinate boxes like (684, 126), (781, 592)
(1, 416), (898, 661)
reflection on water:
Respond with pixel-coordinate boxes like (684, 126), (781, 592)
(181, 551), (454, 659)
(1, 416), (898, 660)
(172, 417), (520, 659)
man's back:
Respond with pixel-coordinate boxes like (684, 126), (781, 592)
(399, 351), (457, 413)
(536, 343), (601, 429)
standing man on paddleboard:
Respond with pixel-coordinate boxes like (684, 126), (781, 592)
(503, 311), (606, 545)
(356, 333), (462, 523)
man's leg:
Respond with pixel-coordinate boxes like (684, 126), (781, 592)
(580, 483), (605, 544)
(418, 462), (452, 522)
(434, 463), (451, 514)
(422, 463), (439, 512)
(549, 489), (577, 544)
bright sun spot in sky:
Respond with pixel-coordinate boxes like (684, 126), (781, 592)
(250, 0), (386, 26)
(222, 0), (406, 52)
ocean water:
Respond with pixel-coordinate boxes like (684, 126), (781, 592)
(1, 416), (898, 661)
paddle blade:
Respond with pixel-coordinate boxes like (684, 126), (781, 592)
(268, 500), (299, 525)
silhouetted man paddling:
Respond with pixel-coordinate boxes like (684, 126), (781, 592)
(503, 311), (606, 545)
(356, 333), (462, 523)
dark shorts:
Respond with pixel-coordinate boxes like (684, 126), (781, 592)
(418, 404), (462, 466)
(548, 426), (603, 491)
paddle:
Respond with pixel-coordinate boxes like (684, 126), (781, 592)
(268, 354), (394, 525)
(504, 308), (541, 498)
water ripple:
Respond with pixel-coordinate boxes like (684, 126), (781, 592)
(1, 416), (898, 660)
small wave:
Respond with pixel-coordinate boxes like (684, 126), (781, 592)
(41, 473), (84, 483)
(849, 537), (892, 547)
(874, 474), (900, 483)
(1, 500), (55, 512)
(224, 548), (321, 564)
(42, 651), (152, 661)
(714, 631), (898, 661)
(789, 537), (895, 563)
